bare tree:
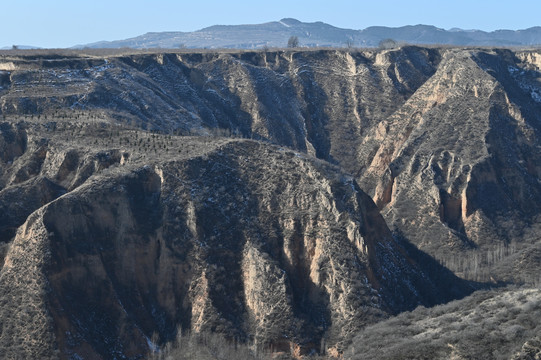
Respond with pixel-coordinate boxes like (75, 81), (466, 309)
(287, 36), (299, 48)
(379, 38), (398, 49)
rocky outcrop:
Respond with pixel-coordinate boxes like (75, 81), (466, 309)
(0, 122), (27, 167)
(512, 336), (541, 360)
(0, 176), (64, 244)
(0, 134), (472, 359)
(1, 46), (541, 357)
(358, 49), (541, 278)
(0, 122), (133, 272)
(3, 48), (540, 273)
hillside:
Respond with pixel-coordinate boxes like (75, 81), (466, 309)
(0, 120), (473, 358)
(346, 286), (541, 360)
(1, 46), (541, 358)
(2, 47), (540, 281)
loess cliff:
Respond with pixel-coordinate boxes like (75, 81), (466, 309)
(1, 46), (540, 358)
(0, 123), (469, 359)
(2, 47), (541, 280)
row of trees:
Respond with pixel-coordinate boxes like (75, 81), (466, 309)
(286, 35), (398, 49)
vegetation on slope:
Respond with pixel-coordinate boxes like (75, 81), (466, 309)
(346, 286), (541, 360)
(1, 47), (541, 359)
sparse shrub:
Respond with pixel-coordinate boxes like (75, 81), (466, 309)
(287, 36), (299, 48)
(379, 38), (398, 49)
(347, 287), (541, 360)
(149, 330), (273, 360)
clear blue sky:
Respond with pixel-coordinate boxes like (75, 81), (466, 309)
(2, 0), (540, 48)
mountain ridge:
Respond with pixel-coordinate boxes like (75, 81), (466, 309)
(0, 122), (474, 358)
(75, 18), (541, 49)
(1, 46), (541, 358)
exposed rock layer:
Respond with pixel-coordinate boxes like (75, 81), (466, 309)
(1, 47), (540, 277)
(0, 127), (471, 358)
(1, 47), (541, 358)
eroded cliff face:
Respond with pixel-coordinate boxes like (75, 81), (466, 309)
(1, 47), (541, 357)
(358, 49), (541, 276)
(0, 48), (441, 151)
(0, 124), (471, 358)
(2, 47), (540, 275)
(0, 122), (134, 255)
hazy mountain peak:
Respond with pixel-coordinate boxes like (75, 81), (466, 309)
(73, 19), (541, 50)
(279, 17), (302, 25)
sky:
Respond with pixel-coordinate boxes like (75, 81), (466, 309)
(2, 0), (540, 49)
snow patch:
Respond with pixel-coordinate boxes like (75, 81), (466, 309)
(508, 66), (520, 75)
(508, 66), (541, 103)
(146, 335), (160, 353)
(279, 20), (291, 28)
(531, 90), (541, 103)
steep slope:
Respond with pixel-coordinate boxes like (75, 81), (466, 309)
(360, 48), (541, 280)
(1, 47), (540, 282)
(0, 47), (441, 159)
(0, 123), (472, 359)
(346, 286), (541, 360)
(2, 47), (541, 358)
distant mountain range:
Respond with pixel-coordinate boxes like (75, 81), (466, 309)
(76, 18), (541, 49)
(1, 45), (41, 50)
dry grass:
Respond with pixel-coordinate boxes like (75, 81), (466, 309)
(346, 286), (541, 360)
(2, 45), (539, 60)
